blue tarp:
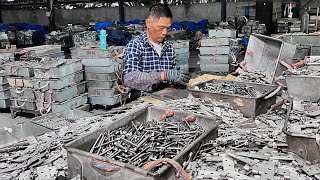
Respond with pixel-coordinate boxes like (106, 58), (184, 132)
(0, 23), (47, 41)
(171, 19), (208, 34)
(95, 22), (115, 31)
(120, 19), (145, 26)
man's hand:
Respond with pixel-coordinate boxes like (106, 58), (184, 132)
(163, 69), (191, 86)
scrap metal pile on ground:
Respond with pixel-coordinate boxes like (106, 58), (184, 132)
(0, 101), (148, 179)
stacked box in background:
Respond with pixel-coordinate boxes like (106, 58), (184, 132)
(199, 29), (238, 74)
(4, 45), (87, 114)
(241, 20), (266, 35)
(173, 40), (190, 71)
(71, 46), (125, 106)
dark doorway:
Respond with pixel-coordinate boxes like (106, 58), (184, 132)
(256, 1), (273, 35)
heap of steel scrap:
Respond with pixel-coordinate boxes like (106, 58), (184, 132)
(0, 101), (148, 179)
(198, 81), (264, 97)
(158, 97), (320, 179)
(90, 118), (204, 167)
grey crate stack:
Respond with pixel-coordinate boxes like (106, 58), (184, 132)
(4, 45), (87, 114)
(173, 40), (190, 71)
(241, 20), (266, 35)
(0, 50), (14, 109)
(199, 29), (238, 74)
(71, 46), (125, 106)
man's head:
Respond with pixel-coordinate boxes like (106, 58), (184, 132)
(146, 3), (172, 44)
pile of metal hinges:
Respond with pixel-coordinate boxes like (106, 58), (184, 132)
(198, 81), (263, 98)
(287, 101), (320, 135)
(235, 71), (269, 84)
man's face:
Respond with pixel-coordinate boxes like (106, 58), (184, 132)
(146, 16), (172, 44)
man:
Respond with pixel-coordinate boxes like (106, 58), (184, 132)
(123, 3), (190, 93)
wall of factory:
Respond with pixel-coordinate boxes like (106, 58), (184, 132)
(1, 1), (255, 28)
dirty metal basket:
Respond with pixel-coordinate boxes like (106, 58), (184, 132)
(82, 58), (121, 67)
(199, 54), (232, 64)
(175, 52), (190, 61)
(85, 72), (117, 81)
(33, 59), (82, 79)
(36, 93), (88, 113)
(35, 81), (86, 102)
(189, 79), (278, 118)
(70, 46), (124, 59)
(87, 80), (116, 89)
(22, 45), (62, 57)
(3, 62), (34, 77)
(0, 76), (8, 84)
(0, 83), (9, 91)
(10, 98), (37, 111)
(284, 102), (320, 164)
(0, 98), (10, 108)
(243, 33), (296, 84)
(65, 106), (222, 180)
(88, 94), (121, 106)
(0, 89), (10, 99)
(88, 87), (117, 96)
(7, 71), (83, 90)
(199, 63), (231, 73)
(285, 75), (320, 102)
(31, 109), (93, 130)
(173, 40), (189, 49)
(10, 87), (36, 100)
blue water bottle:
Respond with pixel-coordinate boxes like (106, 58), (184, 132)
(100, 29), (107, 49)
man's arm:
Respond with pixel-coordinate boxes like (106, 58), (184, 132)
(123, 40), (162, 92)
(124, 71), (161, 92)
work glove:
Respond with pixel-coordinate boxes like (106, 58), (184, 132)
(161, 69), (191, 86)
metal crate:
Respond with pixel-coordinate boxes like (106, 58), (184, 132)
(0, 83), (9, 91)
(71, 46), (124, 58)
(0, 98), (10, 108)
(31, 109), (93, 130)
(175, 47), (189, 55)
(88, 87), (117, 96)
(200, 37), (230, 46)
(87, 80), (116, 89)
(189, 79), (278, 117)
(243, 34), (296, 84)
(199, 46), (230, 55)
(89, 94), (121, 106)
(10, 98), (37, 111)
(200, 63), (230, 73)
(84, 65), (121, 74)
(4, 63), (34, 77)
(7, 71), (83, 90)
(23, 45), (62, 57)
(10, 87), (36, 100)
(65, 106), (221, 180)
(36, 93), (88, 113)
(173, 40), (189, 49)
(35, 81), (86, 102)
(85, 72), (117, 81)
(286, 75), (320, 102)
(176, 58), (188, 66)
(0, 89), (10, 99)
(208, 29), (236, 38)
(0, 76), (7, 84)
(175, 52), (190, 61)
(199, 55), (232, 64)
(33, 59), (82, 79)
(82, 58), (121, 67)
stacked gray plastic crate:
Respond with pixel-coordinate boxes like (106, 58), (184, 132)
(199, 29), (238, 73)
(173, 40), (190, 70)
(71, 46), (124, 106)
(4, 45), (87, 114)
(0, 51), (14, 109)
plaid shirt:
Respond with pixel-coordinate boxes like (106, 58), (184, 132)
(124, 31), (175, 74)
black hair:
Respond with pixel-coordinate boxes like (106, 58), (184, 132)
(148, 3), (172, 19)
